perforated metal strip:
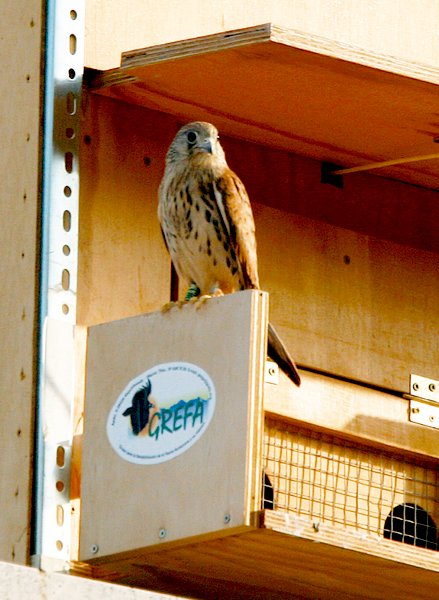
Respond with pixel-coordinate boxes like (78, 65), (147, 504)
(47, 2), (83, 322)
(38, 0), (84, 570)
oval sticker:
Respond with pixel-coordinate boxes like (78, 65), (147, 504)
(107, 362), (216, 464)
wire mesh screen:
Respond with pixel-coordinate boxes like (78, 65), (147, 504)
(263, 417), (439, 551)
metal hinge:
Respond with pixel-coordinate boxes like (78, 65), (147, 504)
(406, 374), (439, 430)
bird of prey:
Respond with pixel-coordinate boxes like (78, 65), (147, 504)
(158, 121), (300, 386)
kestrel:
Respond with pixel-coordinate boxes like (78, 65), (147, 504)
(158, 121), (300, 386)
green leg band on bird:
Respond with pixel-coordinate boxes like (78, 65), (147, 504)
(185, 283), (200, 301)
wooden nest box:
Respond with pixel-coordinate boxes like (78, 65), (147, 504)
(58, 292), (439, 599)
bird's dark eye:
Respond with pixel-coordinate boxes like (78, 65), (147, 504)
(186, 130), (198, 145)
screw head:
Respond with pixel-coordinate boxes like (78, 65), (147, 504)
(223, 513), (231, 524)
(90, 544), (99, 554)
(413, 382), (420, 392)
(429, 383), (436, 392)
(159, 528), (167, 539)
(411, 407), (420, 414)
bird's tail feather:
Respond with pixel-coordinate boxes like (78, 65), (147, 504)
(267, 322), (301, 387)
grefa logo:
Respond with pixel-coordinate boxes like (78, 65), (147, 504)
(107, 362), (216, 464)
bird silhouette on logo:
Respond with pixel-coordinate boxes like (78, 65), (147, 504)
(158, 121), (300, 386)
(123, 379), (154, 435)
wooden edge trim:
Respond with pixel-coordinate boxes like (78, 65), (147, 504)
(262, 509), (439, 573)
(121, 23), (272, 68)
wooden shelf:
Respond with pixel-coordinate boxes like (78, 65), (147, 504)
(86, 23), (439, 190)
(265, 370), (439, 461)
(74, 510), (439, 600)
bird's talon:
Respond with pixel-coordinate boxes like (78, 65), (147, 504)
(194, 294), (212, 309)
(161, 300), (185, 313)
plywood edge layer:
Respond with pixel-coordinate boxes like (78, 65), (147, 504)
(262, 509), (439, 573)
(244, 290), (268, 520)
(115, 23), (439, 86)
(122, 23), (272, 68)
(83, 24), (272, 90)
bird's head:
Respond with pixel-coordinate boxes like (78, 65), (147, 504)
(165, 121), (226, 166)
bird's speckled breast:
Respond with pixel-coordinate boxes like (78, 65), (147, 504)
(159, 167), (243, 295)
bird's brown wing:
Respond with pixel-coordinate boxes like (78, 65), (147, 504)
(214, 168), (260, 290)
(215, 170), (301, 387)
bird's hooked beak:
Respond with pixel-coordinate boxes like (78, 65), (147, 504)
(200, 137), (214, 154)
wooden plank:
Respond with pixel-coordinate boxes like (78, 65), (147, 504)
(0, 1), (43, 564)
(121, 23), (439, 86)
(85, 1), (439, 72)
(76, 290), (266, 560)
(77, 94), (176, 325)
(264, 371), (439, 459)
(221, 135), (439, 255)
(264, 510), (439, 574)
(70, 325), (89, 562)
(253, 203), (439, 391)
(88, 25), (439, 190)
(74, 525), (439, 599)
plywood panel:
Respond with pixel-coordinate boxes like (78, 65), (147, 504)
(265, 371), (439, 459)
(221, 135), (439, 255)
(77, 290), (266, 560)
(0, 1), (43, 564)
(89, 26), (439, 190)
(78, 95), (176, 325)
(76, 526), (439, 599)
(253, 203), (439, 391)
(85, 1), (439, 72)
(264, 511), (439, 577)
